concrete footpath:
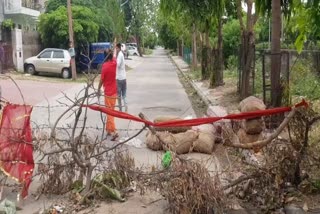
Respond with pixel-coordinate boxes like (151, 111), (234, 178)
(169, 55), (239, 113)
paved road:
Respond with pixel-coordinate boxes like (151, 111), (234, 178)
(0, 79), (79, 105)
(85, 48), (196, 166)
(2, 48), (222, 213)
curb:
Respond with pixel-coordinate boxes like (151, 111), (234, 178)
(168, 54), (214, 107)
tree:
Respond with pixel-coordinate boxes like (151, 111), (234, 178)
(123, 0), (159, 55)
(292, 1), (320, 52)
(98, 0), (126, 40)
(46, 0), (94, 13)
(237, 0), (259, 99)
(177, 0), (225, 87)
(223, 19), (241, 64)
(158, 0), (191, 52)
(270, 0), (282, 107)
(160, 0), (225, 86)
(160, 0), (199, 70)
(44, 0), (125, 43)
(38, 6), (99, 48)
(255, 0), (293, 107)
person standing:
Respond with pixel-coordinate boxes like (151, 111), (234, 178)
(98, 47), (119, 141)
(115, 43), (127, 112)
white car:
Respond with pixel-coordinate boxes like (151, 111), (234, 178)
(24, 48), (71, 79)
(126, 43), (137, 48)
(127, 46), (139, 56)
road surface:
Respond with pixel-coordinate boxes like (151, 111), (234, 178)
(1, 49), (221, 213)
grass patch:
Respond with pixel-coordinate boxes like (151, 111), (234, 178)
(187, 68), (202, 81)
(143, 48), (153, 55)
(290, 58), (320, 101)
(224, 69), (238, 79)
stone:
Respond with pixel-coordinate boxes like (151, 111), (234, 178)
(284, 205), (306, 214)
(239, 96), (266, 112)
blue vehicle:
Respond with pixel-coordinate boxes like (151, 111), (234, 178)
(77, 42), (112, 72)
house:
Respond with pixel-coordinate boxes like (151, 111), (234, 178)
(0, 0), (45, 72)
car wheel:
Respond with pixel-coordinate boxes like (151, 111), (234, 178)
(133, 52), (138, 56)
(61, 68), (70, 79)
(26, 65), (36, 75)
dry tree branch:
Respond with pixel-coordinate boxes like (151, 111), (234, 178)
(222, 174), (256, 190)
(91, 126), (147, 159)
(50, 99), (83, 138)
(8, 76), (25, 105)
(309, 116), (320, 126)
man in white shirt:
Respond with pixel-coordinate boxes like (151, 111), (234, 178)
(116, 43), (127, 112)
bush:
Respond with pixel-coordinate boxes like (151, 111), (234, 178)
(290, 59), (320, 101)
(223, 19), (241, 63)
(226, 55), (238, 72)
(144, 33), (157, 49)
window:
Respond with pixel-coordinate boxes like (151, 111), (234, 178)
(53, 51), (64, 59)
(39, 51), (52, 58)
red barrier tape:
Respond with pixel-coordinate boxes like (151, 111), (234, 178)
(83, 99), (308, 127)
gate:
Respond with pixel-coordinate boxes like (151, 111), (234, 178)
(261, 50), (290, 106)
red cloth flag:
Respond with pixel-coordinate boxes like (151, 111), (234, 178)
(0, 104), (34, 198)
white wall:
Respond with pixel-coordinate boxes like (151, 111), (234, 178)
(12, 28), (23, 72)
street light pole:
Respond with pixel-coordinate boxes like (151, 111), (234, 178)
(67, 0), (77, 80)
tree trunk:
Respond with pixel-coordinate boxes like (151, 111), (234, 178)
(136, 34), (143, 57)
(201, 32), (209, 80)
(192, 23), (197, 70)
(205, 27), (210, 73)
(210, 18), (224, 88)
(201, 33), (205, 79)
(181, 38), (184, 58)
(239, 0), (256, 99)
(178, 40), (183, 57)
(271, 0), (282, 107)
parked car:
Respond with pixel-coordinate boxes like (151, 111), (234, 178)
(126, 43), (138, 48)
(24, 48), (71, 79)
(127, 45), (139, 56)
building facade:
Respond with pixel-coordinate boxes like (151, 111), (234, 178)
(0, 0), (45, 71)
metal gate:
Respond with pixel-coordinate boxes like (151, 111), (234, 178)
(262, 50), (290, 106)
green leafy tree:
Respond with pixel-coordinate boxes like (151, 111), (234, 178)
(124, 0), (158, 55)
(255, 0), (295, 106)
(160, 0), (225, 86)
(291, 1), (320, 51)
(96, 0), (126, 41)
(38, 6), (99, 48)
(44, 0), (125, 42)
(45, 0), (94, 13)
(157, 1), (191, 51)
(223, 19), (241, 65)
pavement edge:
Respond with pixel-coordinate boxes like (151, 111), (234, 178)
(167, 53), (214, 108)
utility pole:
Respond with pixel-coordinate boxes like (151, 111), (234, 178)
(67, 0), (77, 80)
